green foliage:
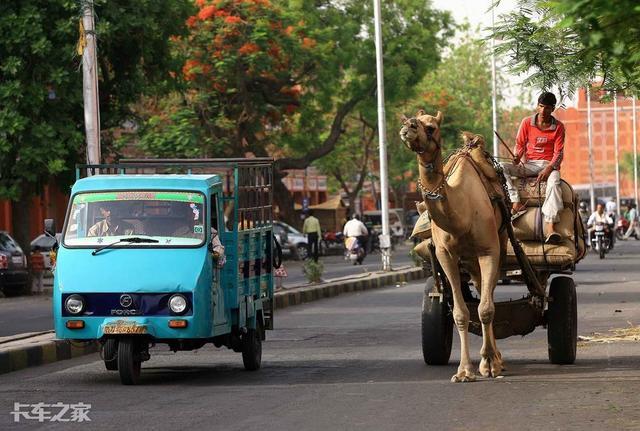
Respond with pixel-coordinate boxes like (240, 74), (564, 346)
(0, 0), (193, 199)
(276, 0), (453, 161)
(395, 35), (499, 155)
(620, 151), (639, 177)
(170, 0), (318, 155)
(493, 0), (640, 97)
(302, 259), (324, 283)
(0, 1), (84, 199)
(0, 0), (193, 250)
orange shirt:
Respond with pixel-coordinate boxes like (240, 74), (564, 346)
(514, 114), (565, 169)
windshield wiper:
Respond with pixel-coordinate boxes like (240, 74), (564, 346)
(92, 236), (159, 256)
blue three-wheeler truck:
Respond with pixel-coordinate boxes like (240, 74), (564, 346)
(47, 159), (280, 384)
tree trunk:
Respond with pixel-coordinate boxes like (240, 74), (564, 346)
(11, 188), (33, 254)
(273, 172), (297, 225)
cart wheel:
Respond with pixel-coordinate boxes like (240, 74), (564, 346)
(242, 323), (263, 371)
(547, 276), (577, 364)
(118, 338), (142, 385)
(103, 339), (118, 371)
(421, 277), (453, 365)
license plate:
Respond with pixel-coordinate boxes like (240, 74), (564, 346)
(11, 256), (22, 265)
(103, 322), (147, 335)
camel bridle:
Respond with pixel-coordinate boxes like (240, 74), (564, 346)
(401, 117), (442, 174)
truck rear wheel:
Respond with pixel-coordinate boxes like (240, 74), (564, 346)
(547, 276), (577, 364)
(242, 324), (263, 371)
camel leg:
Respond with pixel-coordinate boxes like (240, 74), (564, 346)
(477, 253), (504, 378)
(436, 248), (475, 383)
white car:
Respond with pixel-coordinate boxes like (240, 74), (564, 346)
(274, 221), (308, 260)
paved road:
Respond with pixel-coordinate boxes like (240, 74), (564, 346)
(0, 245), (415, 338)
(2, 242), (640, 430)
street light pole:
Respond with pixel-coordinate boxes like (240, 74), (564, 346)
(633, 96), (638, 206)
(587, 86), (596, 211)
(490, 5), (499, 157)
(614, 90), (621, 216)
(81, 0), (101, 171)
(373, 0), (391, 271)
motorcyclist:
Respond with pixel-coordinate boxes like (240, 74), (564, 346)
(343, 214), (369, 264)
(578, 201), (590, 228)
(587, 203), (614, 248)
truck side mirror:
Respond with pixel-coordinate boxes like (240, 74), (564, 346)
(44, 219), (56, 238)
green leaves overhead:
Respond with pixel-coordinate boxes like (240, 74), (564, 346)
(493, 0), (640, 96)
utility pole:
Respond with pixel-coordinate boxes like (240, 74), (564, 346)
(373, 0), (391, 271)
(81, 0), (101, 170)
(490, 4), (499, 157)
(587, 86), (596, 211)
(614, 90), (621, 216)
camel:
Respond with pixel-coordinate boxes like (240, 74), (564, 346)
(399, 110), (508, 382)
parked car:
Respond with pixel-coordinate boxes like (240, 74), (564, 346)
(274, 221), (308, 260)
(0, 231), (30, 296)
(30, 233), (62, 271)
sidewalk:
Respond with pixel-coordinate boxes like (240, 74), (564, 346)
(0, 265), (427, 375)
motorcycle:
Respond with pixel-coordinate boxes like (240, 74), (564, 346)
(344, 236), (365, 265)
(616, 217), (638, 240)
(591, 222), (611, 259)
(321, 231), (344, 255)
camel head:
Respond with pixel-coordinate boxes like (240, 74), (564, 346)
(399, 110), (443, 157)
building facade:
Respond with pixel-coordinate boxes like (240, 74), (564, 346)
(554, 88), (639, 202)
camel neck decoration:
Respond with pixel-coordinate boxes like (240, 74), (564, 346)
(399, 110), (508, 382)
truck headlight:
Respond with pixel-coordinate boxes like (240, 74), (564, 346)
(169, 294), (188, 314)
(65, 294), (85, 315)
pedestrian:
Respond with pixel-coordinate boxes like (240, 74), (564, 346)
(500, 91), (565, 244)
(606, 197), (617, 223)
(302, 210), (321, 262)
(623, 203), (640, 240)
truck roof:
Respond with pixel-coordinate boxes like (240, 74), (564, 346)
(71, 174), (222, 193)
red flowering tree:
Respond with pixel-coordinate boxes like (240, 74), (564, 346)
(177, 0), (316, 152)
(136, 0), (453, 221)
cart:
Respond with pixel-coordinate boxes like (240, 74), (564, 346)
(419, 188), (586, 366)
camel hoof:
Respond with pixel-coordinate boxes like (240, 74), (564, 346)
(451, 372), (476, 383)
(480, 358), (505, 378)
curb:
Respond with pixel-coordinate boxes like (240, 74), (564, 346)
(274, 266), (427, 309)
(0, 333), (99, 375)
(0, 266), (427, 375)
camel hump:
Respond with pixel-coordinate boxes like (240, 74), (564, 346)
(461, 131), (486, 150)
(459, 132), (499, 182)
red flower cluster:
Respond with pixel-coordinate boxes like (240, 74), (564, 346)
(198, 5), (217, 20)
(238, 43), (260, 55)
(224, 16), (243, 24)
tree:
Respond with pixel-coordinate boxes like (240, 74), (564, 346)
(0, 0), (193, 250)
(397, 35), (501, 153)
(134, 0), (453, 222)
(316, 114), (375, 212)
(493, 0), (640, 97)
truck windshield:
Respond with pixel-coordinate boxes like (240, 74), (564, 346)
(63, 191), (206, 247)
